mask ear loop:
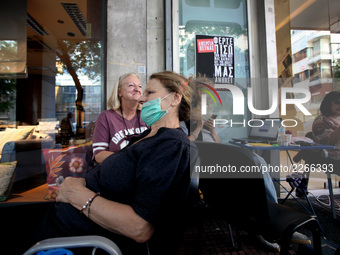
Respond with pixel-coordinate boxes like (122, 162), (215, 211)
(162, 92), (174, 112)
(161, 92), (173, 101)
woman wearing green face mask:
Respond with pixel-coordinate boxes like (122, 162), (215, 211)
(35, 71), (194, 255)
(137, 71), (190, 138)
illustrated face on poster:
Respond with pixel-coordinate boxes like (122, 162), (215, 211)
(196, 35), (234, 84)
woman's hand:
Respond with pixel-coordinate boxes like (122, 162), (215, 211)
(203, 117), (215, 132)
(56, 177), (88, 204)
(57, 177), (155, 242)
(204, 117), (221, 143)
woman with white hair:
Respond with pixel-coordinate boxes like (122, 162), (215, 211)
(92, 73), (148, 164)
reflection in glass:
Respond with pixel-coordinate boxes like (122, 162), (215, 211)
(0, 1), (105, 203)
(0, 41), (27, 77)
(179, 0), (250, 144)
(275, 0), (340, 137)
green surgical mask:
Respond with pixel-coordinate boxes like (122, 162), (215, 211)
(141, 93), (172, 126)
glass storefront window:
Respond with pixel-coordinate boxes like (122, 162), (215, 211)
(0, 0), (106, 203)
(275, 0), (340, 191)
(276, 1), (340, 135)
(178, 0), (250, 144)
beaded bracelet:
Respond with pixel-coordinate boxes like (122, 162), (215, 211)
(87, 192), (100, 218)
(80, 192), (100, 214)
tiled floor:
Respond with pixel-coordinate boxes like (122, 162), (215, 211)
(179, 194), (340, 255)
(180, 218), (284, 255)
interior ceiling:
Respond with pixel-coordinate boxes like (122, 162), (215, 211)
(27, 0), (87, 53)
(290, 0), (340, 32)
(276, 0), (340, 33)
(27, 0), (340, 50)
(25, 0), (339, 69)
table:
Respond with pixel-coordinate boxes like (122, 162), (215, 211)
(229, 140), (337, 219)
(229, 140), (334, 166)
(229, 140), (334, 151)
(0, 183), (50, 207)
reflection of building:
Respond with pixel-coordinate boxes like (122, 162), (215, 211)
(55, 85), (101, 124)
(291, 31), (340, 117)
(55, 74), (101, 124)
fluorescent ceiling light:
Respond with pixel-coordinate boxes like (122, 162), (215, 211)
(62, 3), (86, 36)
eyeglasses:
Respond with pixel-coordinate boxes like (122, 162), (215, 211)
(333, 99), (340, 105)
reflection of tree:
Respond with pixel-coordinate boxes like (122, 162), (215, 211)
(180, 22), (247, 71)
(0, 78), (16, 112)
(0, 41), (17, 113)
(56, 40), (101, 138)
(58, 41), (102, 82)
(334, 58), (340, 78)
(185, 22), (246, 36)
(0, 41), (17, 73)
(333, 47), (340, 79)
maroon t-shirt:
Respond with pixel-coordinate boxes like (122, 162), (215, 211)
(92, 109), (148, 157)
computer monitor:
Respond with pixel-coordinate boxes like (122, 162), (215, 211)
(248, 118), (281, 141)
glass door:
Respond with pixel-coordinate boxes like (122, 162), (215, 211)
(177, 0), (250, 144)
(0, 0), (106, 142)
(275, 0), (340, 136)
(274, 0), (340, 190)
(0, 0), (106, 202)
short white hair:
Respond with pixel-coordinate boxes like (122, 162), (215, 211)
(107, 72), (140, 110)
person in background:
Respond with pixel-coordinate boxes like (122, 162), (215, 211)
(92, 73), (148, 164)
(187, 76), (221, 143)
(312, 90), (340, 173)
(35, 71), (193, 254)
(59, 112), (75, 145)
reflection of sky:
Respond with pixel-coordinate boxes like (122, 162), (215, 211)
(56, 67), (100, 86)
(56, 74), (100, 86)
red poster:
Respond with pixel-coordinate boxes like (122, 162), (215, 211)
(197, 39), (215, 53)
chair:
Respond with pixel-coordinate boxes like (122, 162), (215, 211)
(23, 143), (203, 255)
(194, 141), (322, 255)
(23, 235), (122, 255)
(293, 132), (338, 219)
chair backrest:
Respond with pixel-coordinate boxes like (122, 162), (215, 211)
(146, 142), (202, 255)
(193, 141), (270, 222)
(292, 132), (328, 164)
(185, 142), (202, 211)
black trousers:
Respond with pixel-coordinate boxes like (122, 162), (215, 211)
(0, 202), (51, 255)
